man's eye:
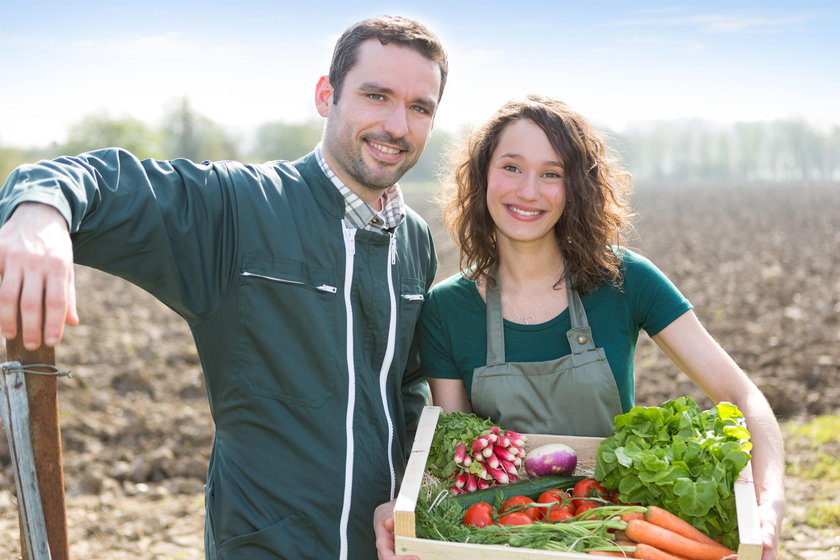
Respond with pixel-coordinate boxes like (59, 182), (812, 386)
(410, 105), (429, 115)
(367, 93), (385, 101)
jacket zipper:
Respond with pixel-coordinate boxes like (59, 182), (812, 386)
(378, 233), (399, 500)
(338, 225), (356, 560)
(240, 271), (338, 293)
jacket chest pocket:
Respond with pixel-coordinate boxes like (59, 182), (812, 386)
(237, 259), (339, 407)
(396, 278), (426, 350)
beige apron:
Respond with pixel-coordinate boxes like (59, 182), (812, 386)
(470, 275), (622, 436)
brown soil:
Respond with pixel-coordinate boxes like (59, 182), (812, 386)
(1, 181), (838, 558)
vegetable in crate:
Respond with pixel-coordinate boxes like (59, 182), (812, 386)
(426, 411), (526, 494)
(524, 442), (577, 477)
(594, 396), (752, 549)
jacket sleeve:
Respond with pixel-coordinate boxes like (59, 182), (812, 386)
(0, 148), (239, 323)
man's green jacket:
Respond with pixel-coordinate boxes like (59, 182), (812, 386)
(0, 148), (437, 559)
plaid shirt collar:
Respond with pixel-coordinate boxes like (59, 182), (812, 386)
(315, 144), (406, 232)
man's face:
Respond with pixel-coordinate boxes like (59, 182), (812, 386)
(317, 39), (441, 202)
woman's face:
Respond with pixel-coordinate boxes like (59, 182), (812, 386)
(486, 118), (566, 248)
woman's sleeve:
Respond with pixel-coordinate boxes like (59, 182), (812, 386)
(624, 250), (693, 337)
(417, 289), (462, 380)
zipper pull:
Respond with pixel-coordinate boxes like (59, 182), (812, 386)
(389, 232), (397, 265)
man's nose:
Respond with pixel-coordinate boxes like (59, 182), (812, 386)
(382, 106), (409, 137)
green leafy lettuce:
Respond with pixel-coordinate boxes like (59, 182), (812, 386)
(594, 396), (752, 549)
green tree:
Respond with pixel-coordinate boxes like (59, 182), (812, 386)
(58, 114), (161, 159)
(161, 97), (239, 161)
(250, 120), (323, 162)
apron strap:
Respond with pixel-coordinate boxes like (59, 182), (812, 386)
(485, 276), (506, 366)
(566, 277), (597, 355)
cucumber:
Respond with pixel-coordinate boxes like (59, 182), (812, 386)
(448, 474), (585, 509)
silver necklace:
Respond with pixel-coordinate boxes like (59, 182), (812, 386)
(503, 289), (554, 325)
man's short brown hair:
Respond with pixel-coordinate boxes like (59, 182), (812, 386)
(328, 15), (448, 104)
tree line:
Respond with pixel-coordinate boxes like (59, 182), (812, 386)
(2, 98), (838, 186)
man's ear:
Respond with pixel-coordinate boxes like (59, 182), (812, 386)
(315, 76), (334, 117)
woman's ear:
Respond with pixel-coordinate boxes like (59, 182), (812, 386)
(315, 76), (334, 117)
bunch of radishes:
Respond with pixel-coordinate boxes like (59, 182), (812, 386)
(449, 426), (527, 494)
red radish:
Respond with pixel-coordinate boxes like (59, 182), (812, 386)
(465, 473), (479, 493)
(524, 443), (578, 477)
(487, 465), (510, 484)
(494, 445), (516, 462)
(454, 444), (467, 465)
(472, 436), (489, 452)
(499, 458), (517, 473)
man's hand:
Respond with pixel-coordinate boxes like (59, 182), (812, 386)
(0, 202), (78, 349)
(373, 499), (419, 560)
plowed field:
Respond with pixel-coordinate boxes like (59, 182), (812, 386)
(1, 181), (838, 558)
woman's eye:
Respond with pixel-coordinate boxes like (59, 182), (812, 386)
(544, 171), (563, 179)
(502, 164), (520, 173)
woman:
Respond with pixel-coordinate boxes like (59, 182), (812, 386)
(418, 96), (784, 559)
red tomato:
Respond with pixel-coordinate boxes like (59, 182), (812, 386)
(501, 495), (540, 521)
(574, 502), (600, 519)
(572, 478), (610, 510)
(572, 478), (609, 499)
(536, 489), (574, 520)
(498, 512), (534, 526)
(463, 502), (494, 527)
(546, 508), (575, 522)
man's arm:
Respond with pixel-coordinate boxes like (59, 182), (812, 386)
(0, 202), (78, 349)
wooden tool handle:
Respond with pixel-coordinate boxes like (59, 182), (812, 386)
(7, 329), (70, 560)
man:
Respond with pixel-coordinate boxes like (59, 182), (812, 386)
(0, 15), (446, 560)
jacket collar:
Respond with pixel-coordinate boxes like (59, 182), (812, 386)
(293, 151), (346, 220)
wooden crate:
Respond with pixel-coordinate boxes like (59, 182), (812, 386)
(394, 406), (762, 560)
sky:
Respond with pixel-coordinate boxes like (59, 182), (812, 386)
(1, 1), (838, 148)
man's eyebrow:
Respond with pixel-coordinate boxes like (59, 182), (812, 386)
(357, 82), (438, 112)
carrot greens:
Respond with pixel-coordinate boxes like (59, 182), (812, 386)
(414, 479), (642, 552)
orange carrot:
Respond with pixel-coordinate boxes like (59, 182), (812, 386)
(643, 506), (721, 547)
(633, 542), (692, 560)
(621, 512), (645, 523)
(588, 552), (629, 557)
(625, 519), (737, 560)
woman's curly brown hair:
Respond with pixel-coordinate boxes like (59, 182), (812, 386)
(441, 95), (634, 294)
